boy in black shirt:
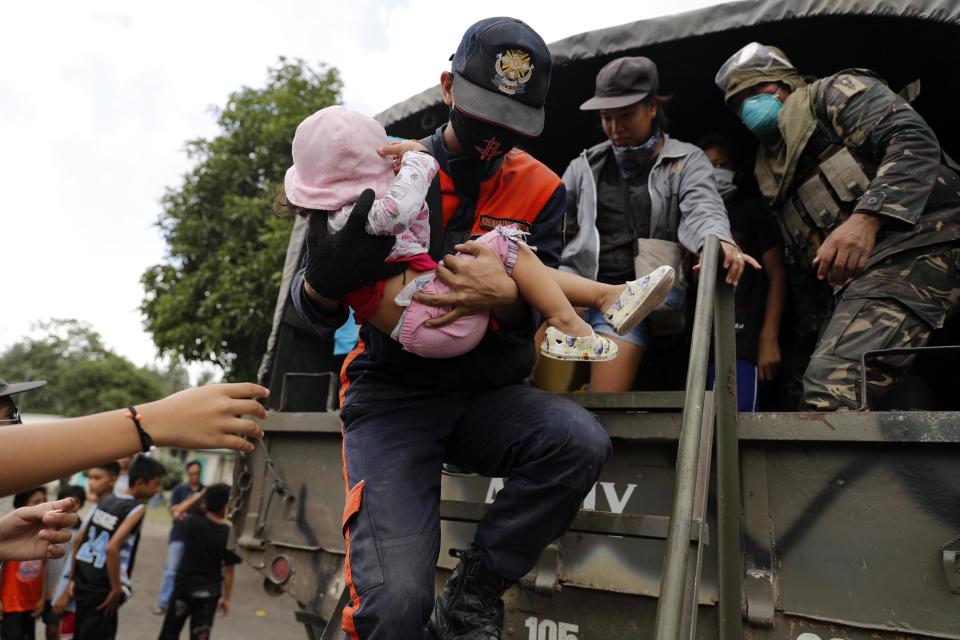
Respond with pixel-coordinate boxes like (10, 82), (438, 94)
(699, 134), (787, 410)
(66, 455), (166, 640)
(158, 483), (240, 640)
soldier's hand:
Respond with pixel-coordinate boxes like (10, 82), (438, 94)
(814, 213), (882, 286)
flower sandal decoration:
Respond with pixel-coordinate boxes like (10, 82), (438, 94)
(604, 265), (676, 335)
(540, 326), (619, 362)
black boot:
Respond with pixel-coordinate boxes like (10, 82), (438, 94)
(425, 546), (512, 640)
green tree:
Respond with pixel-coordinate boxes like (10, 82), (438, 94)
(0, 319), (166, 417)
(145, 360), (191, 396)
(141, 58), (342, 381)
(150, 451), (186, 491)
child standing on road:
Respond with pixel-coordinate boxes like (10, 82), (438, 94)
(42, 485), (85, 640)
(0, 488), (48, 640)
(157, 484), (240, 640)
(279, 106), (675, 361)
(61, 456), (165, 640)
(52, 464), (120, 639)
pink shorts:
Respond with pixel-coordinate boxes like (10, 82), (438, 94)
(399, 226), (524, 358)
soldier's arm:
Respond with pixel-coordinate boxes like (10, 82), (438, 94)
(819, 73), (941, 225)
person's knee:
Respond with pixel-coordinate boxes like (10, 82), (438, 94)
(578, 414), (612, 469)
(543, 402), (612, 482)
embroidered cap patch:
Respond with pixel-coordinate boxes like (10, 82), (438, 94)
(493, 49), (534, 95)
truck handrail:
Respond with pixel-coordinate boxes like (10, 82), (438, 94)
(654, 235), (743, 639)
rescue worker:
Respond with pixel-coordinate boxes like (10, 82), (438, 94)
(290, 17), (611, 640)
(716, 43), (960, 410)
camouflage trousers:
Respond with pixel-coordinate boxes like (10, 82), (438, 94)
(803, 242), (960, 410)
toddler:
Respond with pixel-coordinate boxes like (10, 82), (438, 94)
(281, 106), (675, 361)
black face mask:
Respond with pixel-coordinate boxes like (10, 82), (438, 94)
(449, 107), (521, 163)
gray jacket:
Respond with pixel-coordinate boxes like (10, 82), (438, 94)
(560, 135), (734, 279)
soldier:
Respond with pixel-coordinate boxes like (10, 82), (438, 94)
(715, 43), (960, 410)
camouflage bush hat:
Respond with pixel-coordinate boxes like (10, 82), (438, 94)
(716, 42), (806, 105)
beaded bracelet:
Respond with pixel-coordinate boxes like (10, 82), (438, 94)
(125, 406), (157, 454)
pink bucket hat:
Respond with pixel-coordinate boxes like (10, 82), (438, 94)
(284, 105), (395, 211)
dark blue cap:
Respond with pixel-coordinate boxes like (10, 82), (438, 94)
(449, 17), (551, 137)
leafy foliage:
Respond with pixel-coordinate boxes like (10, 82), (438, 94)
(150, 451), (187, 491)
(141, 58), (342, 381)
(0, 319), (188, 417)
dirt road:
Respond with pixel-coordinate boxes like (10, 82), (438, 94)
(86, 520), (306, 640)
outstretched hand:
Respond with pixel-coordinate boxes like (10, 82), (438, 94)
(694, 240), (762, 286)
(142, 383), (269, 453)
(302, 189), (406, 301)
(413, 240), (519, 328)
(0, 497), (80, 561)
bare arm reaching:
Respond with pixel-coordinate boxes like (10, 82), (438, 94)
(0, 383), (268, 496)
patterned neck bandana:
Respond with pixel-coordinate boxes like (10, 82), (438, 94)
(611, 128), (660, 178)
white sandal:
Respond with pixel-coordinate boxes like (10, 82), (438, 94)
(540, 326), (619, 362)
(603, 265), (676, 335)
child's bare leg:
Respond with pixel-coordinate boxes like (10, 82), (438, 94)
(511, 245), (593, 337)
(548, 269), (625, 312)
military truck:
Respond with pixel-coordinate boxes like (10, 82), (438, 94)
(229, 1), (960, 637)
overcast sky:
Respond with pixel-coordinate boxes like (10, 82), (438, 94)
(0, 0), (720, 380)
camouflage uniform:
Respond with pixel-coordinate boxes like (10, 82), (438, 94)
(781, 72), (960, 409)
(804, 243), (960, 409)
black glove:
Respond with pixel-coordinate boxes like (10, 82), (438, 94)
(302, 189), (408, 300)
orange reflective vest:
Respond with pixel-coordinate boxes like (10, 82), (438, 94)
(439, 148), (562, 236)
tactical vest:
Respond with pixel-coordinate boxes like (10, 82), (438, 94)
(776, 141), (874, 270)
(773, 75), (936, 270)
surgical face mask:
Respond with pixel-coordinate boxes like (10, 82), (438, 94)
(611, 127), (661, 178)
(739, 93), (782, 137)
(449, 107), (520, 163)
(713, 167), (738, 200)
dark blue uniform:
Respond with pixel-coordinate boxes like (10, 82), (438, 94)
(292, 129), (611, 640)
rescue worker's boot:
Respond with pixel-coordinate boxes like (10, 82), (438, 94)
(424, 545), (512, 639)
